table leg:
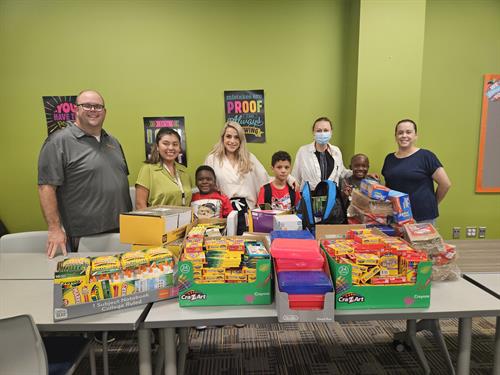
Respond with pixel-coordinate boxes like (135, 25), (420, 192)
(102, 331), (109, 375)
(162, 327), (177, 375)
(177, 328), (189, 375)
(89, 337), (97, 375)
(155, 329), (166, 375)
(138, 328), (153, 375)
(494, 316), (500, 375)
(406, 319), (431, 375)
(457, 317), (472, 375)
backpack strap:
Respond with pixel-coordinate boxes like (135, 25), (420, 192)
(287, 183), (296, 208)
(263, 183), (272, 205)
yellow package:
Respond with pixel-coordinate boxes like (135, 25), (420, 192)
(146, 247), (174, 264)
(54, 273), (88, 288)
(91, 255), (120, 274)
(356, 253), (380, 266)
(57, 257), (91, 272)
(360, 266), (381, 284)
(379, 253), (399, 276)
(62, 286), (81, 306)
(204, 238), (227, 251)
(121, 250), (149, 270)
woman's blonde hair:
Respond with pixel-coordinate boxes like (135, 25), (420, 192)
(208, 121), (253, 175)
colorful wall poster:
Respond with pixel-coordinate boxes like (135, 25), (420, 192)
(224, 89), (266, 143)
(143, 117), (187, 166)
(43, 95), (77, 134)
(476, 74), (500, 192)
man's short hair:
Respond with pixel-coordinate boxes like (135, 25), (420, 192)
(271, 151), (291, 166)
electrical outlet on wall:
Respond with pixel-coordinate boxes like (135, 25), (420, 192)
(452, 227), (460, 239)
(466, 226), (477, 238)
(478, 227), (486, 239)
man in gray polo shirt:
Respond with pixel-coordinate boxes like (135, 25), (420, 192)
(38, 90), (132, 258)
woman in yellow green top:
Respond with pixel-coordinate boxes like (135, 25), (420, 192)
(135, 128), (193, 209)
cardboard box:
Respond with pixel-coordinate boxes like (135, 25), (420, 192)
(53, 250), (179, 321)
(177, 235), (272, 307)
(53, 283), (178, 321)
(273, 214), (302, 231)
(274, 253), (335, 323)
(359, 179), (390, 200)
(351, 189), (393, 216)
(316, 224), (432, 310)
(388, 190), (413, 223)
(120, 206), (193, 245)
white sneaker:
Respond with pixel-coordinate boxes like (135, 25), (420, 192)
(195, 326), (207, 331)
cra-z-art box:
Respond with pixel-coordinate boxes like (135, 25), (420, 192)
(177, 235), (272, 307)
(317, 225), (432, 310)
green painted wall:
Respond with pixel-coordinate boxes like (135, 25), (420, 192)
(0, 0), (350, 233)
(354, 0), (427, 171)
(338, 0), (360, 159)
(418, 0), (500, 238)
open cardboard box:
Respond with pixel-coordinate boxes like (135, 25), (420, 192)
(177, 234), (272, 307)
(316, 224), (432, 310)
(120, 205), (193, 245)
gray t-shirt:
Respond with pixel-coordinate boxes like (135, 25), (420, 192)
(38, 123), (132, 237)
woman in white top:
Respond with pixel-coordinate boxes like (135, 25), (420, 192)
(292, 117), (351, 190)
(205, 121), (268, 209)
(205, 121), (272, 234)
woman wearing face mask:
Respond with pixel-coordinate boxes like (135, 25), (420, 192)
(292, 117), (351, 190)
(135, 128), (193, 209)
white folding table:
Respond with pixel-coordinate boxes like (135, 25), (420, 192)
(463, 272), (500, 375)
(0, 275), (151, 375)
(142, 278), (500, 375)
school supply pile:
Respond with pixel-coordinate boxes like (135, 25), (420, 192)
(177, 226), (272, 306)
(180, 224), (269, 285)
(54, 248), (176, 306)
(53, 247), (178, 320)
(318, 226), (432, 309)
(322, 229), (427, 286)
(271, 238), (333, 310)
(403, 223), (460, 281)
(348, 179), (414, 231)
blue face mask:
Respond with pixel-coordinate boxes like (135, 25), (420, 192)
(314, 131), (331, 145)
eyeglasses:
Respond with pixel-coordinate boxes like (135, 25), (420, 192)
(77, 103), (105, 112)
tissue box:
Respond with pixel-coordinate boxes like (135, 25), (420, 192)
(388, 190), (413, 223)
(360, 179), (390, 201)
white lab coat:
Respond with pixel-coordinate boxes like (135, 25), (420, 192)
(292, 142), (351, 190)
(204, 153), (269, 209)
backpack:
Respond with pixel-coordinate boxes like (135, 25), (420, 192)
(299, 180), (347, 232)
(262, 183), (296, 210)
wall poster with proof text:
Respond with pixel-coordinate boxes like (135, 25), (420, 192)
(224, 89), (266, 143)
(476, 74), (500, 192)
(143, 117), (187, 166)
(43, 96), (77, 134)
